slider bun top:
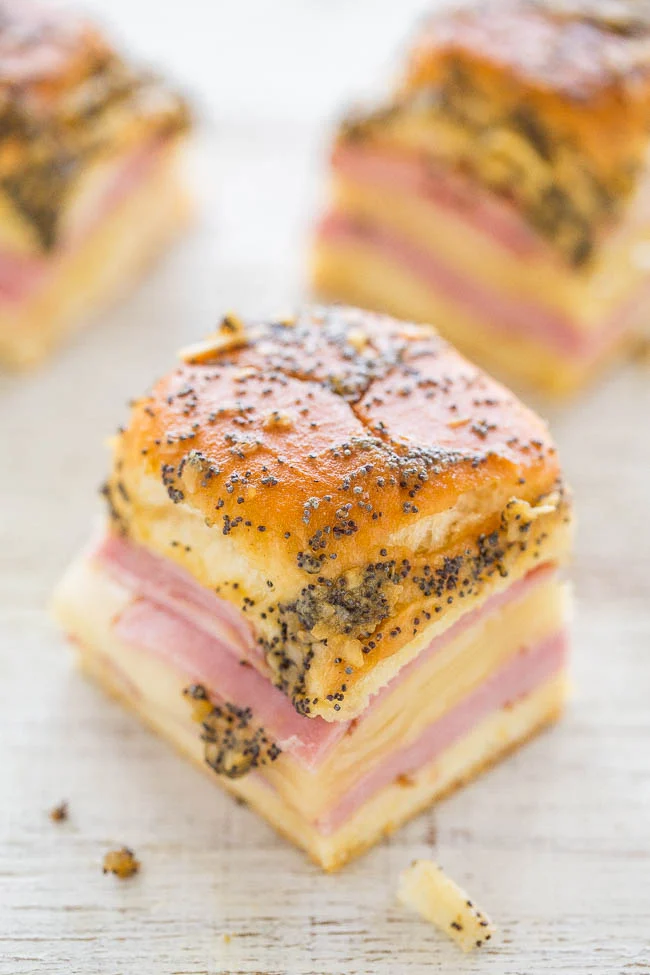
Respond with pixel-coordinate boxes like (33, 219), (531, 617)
(403, 0), (650, 197)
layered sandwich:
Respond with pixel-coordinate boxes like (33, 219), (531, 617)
(313, 0), (650, 394)
(0, 0), (190, 368)
(53, 306), (572, 870)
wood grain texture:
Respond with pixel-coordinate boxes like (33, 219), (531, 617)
(1, 1), (650, 973)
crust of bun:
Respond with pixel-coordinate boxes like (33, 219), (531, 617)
(406, 1), (650, 103)
(402, 0), (650, 205)
(105, 306), (572, 721)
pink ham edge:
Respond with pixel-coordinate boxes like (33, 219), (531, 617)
(315, 628), (568, 835)
(96, 532), (263, 666)
(113, 597), (348, 766)
(97, 534), (554, 769)
(320, 211), (589, 356)
(0, 254), (47, 303)
(323, 147), (645, 360)
(332, 145), (548, 261)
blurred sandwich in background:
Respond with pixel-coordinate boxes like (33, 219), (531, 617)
(0, 0), (191, 369)
(313, 0), (650, 394)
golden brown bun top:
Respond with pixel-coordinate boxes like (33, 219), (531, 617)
(0, 0), (189, 250)
(401, 0), (650, 187)
(406, 0), (650, 102)
(336, 0), (650, 268)
(113, 306), (560, 583)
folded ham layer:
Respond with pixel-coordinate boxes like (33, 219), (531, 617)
(0, 138), (170, 306)
(316, 628), (567, 834)
(331, 145), (550, 263)
(92, 583), (566, 833)
(98, 533), (554, 769)
(114, 596), (347, 766)
(318, 211), (642, 361)
(97, 533), (261, 666)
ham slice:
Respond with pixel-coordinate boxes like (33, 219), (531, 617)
(325, 146), (650, 359)
(96, 533), (263, 666)
(332, 145), (548, 261)
(315, 628), (567, 834)
(98, 534), (554, 770)
(114, 597), (348, 766)
(319, 210), (644, 360)
(0, 251), (48, 304)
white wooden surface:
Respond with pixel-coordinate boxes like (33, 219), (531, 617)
(2, 2), (650, 973)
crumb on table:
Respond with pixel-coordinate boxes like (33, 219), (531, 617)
(49, 801), (68, 822)
(102, 847), (140, 879)
(397, 859), (496, 953)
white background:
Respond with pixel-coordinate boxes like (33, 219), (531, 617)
(1, 2), (650, 973)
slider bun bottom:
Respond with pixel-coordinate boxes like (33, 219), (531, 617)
(313, 240), (632, 397)
(0, 146), (189, 369)
(75, 637), (566, 872)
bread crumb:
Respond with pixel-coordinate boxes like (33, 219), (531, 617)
(347, 328), (370, 353)
(103, 847), (140, 879)
(178, 313), (248, 363)
(49, 801), (68, 822)
(262, 410), (294, 431)
(395, 774), (415, 787)
(502, 495), (558, 542)
(397, 859), (496, 952)
(234, 366), (257, 381)
(183, 683), (214, 723)
(219, 313), (245, 335)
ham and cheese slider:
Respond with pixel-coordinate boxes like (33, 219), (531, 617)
(53, 306), (573, 870)
(0, 0), (190, 368)
(313, 0), (650, 394)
